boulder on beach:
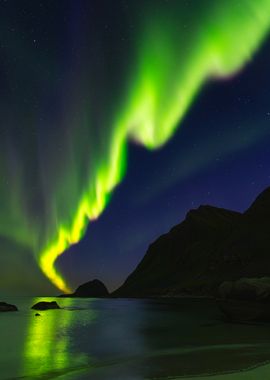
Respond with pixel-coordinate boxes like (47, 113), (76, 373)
(219, 277), (270, 302)
(218, 277), (270, 322)
(31, 301), (60, 310)
(0, 301), (18, 312)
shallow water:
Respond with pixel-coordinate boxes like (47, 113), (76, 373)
(0, 297), (270, 379)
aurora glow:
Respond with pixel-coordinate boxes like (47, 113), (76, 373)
(1, 0), (270, 292)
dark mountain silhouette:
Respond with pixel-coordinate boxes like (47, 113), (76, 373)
(113, 187), (270, 298)
(60, 279), (109, 298)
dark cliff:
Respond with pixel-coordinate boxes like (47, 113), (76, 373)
(114, 187), (270, 297)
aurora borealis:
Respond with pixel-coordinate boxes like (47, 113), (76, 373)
(1, 0), (270, 294)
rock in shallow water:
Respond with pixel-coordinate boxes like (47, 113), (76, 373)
(31, 301), (60, 310)
(0, 302), (18, 312)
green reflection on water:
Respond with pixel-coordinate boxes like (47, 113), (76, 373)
(21, 298), (96, 378)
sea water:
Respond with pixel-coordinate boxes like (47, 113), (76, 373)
(0, 297), (270, 380)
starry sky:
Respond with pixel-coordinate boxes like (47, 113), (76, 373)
(1, 0), (270, 295)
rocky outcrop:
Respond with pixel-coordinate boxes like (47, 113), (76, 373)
(113, 187), (270, 298)
(218, 277), (270, 322)
(219, 277), (270, 302)
(31, 301), (60, 310)
(0, 302), (18, 312)
(60, 279), (109, 298)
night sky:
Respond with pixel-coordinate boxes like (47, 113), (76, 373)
(1, 0), (270, 295)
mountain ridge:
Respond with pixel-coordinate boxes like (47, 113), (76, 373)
(113, 187), (270, 297)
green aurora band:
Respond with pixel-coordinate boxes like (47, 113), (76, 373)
(43, 0), (270, 293)
(2, 0), (270, 292)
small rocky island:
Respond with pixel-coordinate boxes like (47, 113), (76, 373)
(60, 279), (109, 298)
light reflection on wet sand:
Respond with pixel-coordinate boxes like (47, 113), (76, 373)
(0, 297), (270, 379)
